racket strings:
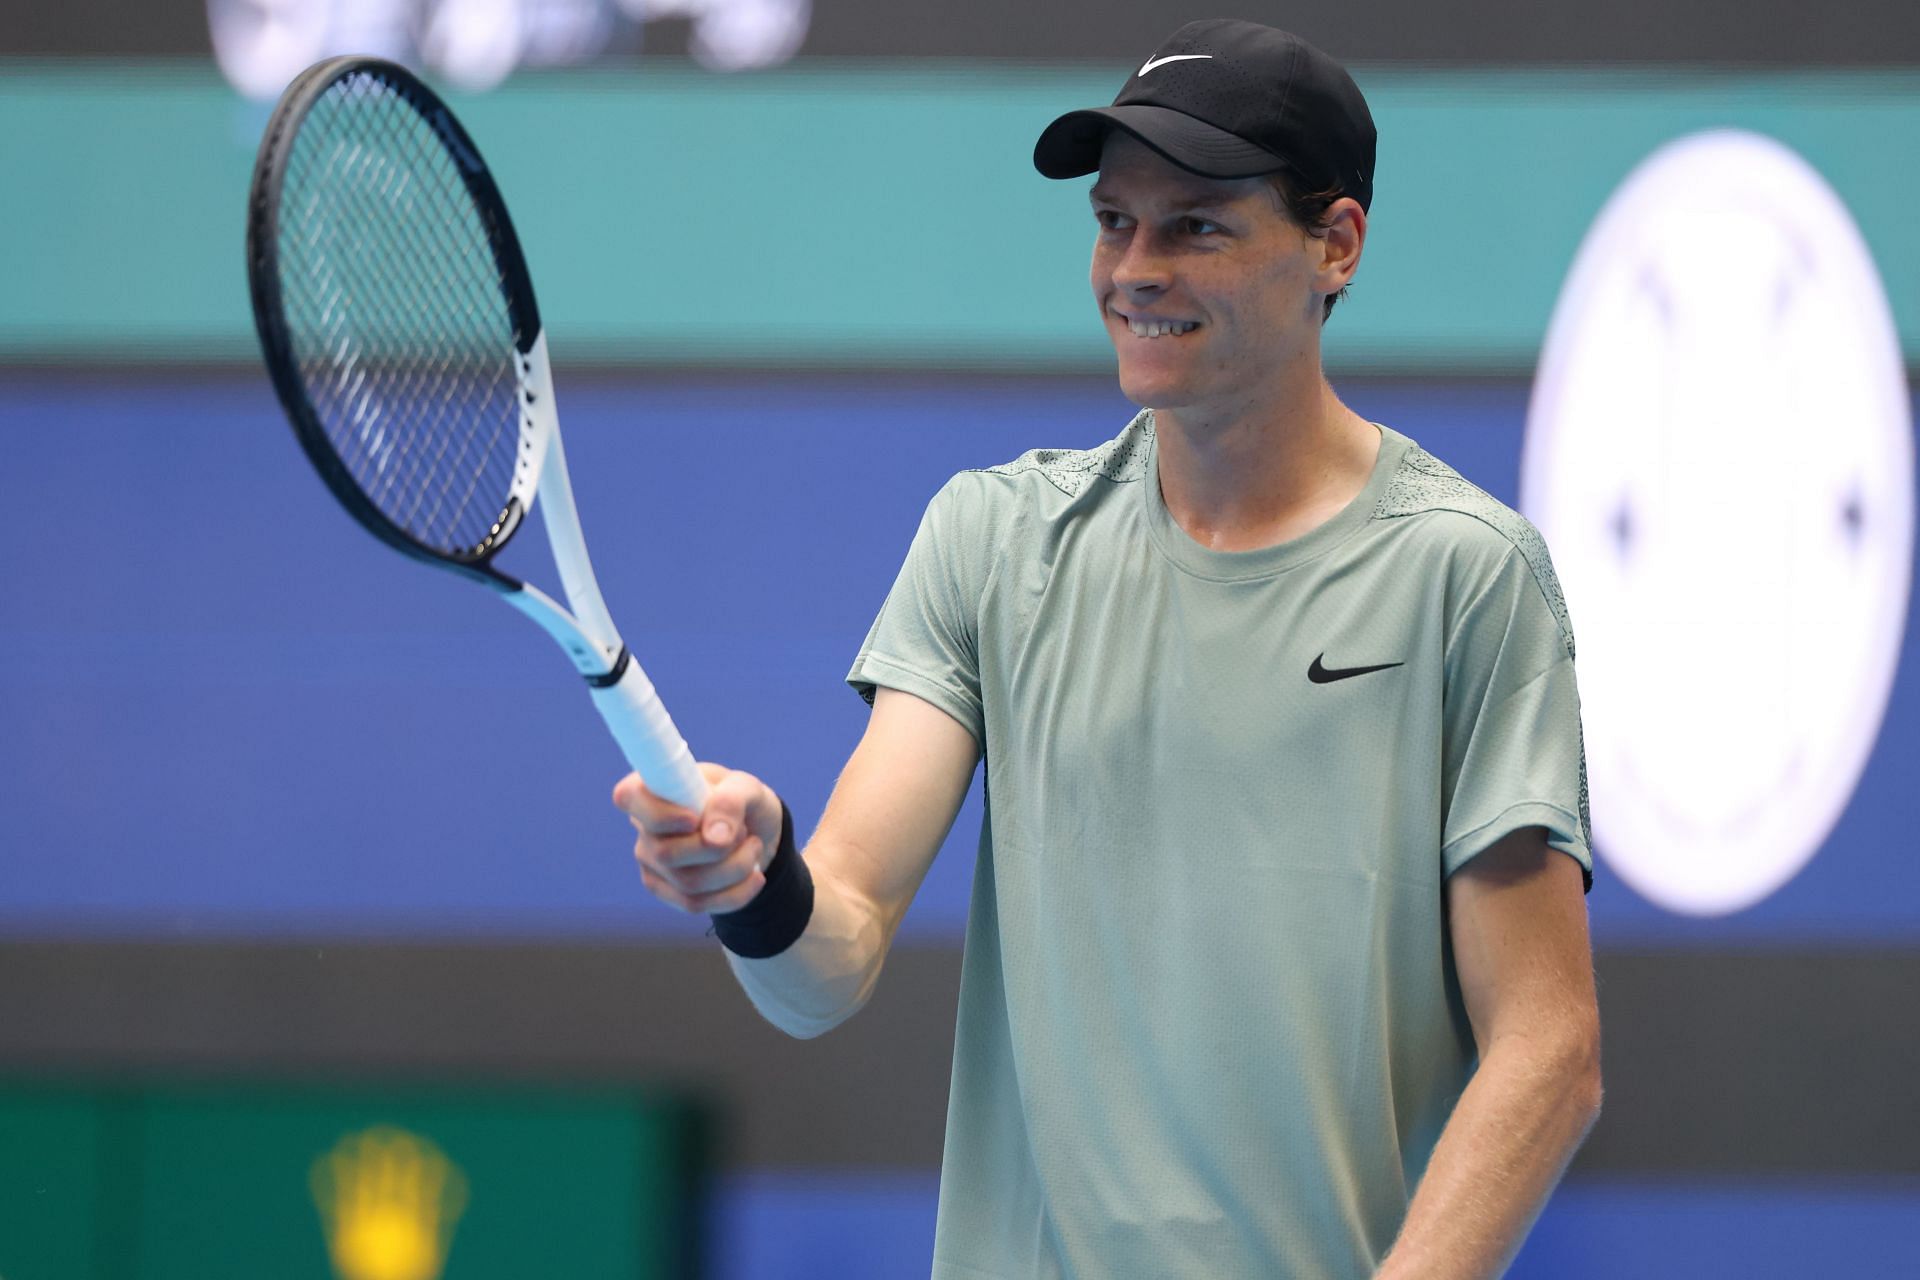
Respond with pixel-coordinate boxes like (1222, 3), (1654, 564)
(298, 90), (518, 546)
(319, 88), (519, 530)
(301, 87), (518, 527)
(310, 107), (510, 541)
(276, 70), (525, 558)
(286, 149), (513, 553)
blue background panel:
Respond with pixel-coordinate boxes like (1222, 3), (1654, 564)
(705, 1173), (1920, 1280)
(1, 375), (1915, 944)
(1509, 1178), (1920, 1279)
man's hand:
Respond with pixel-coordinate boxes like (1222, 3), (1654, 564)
(613, 763), (784, 915)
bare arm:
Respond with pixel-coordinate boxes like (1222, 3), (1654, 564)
(614, 686), (979, 1038)
(1374, 827), (1604, 1280)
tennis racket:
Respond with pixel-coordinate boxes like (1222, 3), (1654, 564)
(245, 56), (707, 810)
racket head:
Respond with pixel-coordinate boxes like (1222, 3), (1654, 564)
(246, 56), (546, 583)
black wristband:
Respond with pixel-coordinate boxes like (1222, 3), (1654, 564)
(710, 800), (814, 959)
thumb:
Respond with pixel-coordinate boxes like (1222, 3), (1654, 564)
(701, 770), (779, 848)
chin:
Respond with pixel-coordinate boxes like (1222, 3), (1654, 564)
(1111, 335), (1212, 411)
(1115, 366), (1192, 411)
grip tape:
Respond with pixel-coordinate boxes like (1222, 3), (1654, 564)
(587, 655), (708, 810)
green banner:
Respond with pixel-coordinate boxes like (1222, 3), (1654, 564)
(0, 1090), (116, 1278)
(0, 1079), (708, 1280)
(3, 61), (1915, 371)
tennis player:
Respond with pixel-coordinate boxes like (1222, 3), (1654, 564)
(617, 19), (1601, 1279)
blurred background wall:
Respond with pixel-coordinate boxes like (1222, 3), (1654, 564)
(2, 2), (1917, 1276)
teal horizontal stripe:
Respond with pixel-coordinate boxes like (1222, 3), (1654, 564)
(4, 60), (1917, 370)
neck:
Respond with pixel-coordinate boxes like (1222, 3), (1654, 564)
(1153, 377), (1379, 553)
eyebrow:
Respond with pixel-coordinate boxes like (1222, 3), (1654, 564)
(1087, 185), (1238, 212)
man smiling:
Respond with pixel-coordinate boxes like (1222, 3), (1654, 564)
(617, 19), (1601, 1279)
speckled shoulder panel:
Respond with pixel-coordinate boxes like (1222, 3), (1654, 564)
(973, 410), (1155, 499)
(1373, 443), (1576, 663)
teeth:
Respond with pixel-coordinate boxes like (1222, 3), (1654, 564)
(1126, 318), (1198, 338)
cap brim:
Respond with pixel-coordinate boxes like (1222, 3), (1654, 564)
(1033, 104), (1287, 180)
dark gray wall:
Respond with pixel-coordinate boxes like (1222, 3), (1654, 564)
(3, 939), (1916, 1175)
(10, 0), (1920, 63)
(802, 0), (1920, 65)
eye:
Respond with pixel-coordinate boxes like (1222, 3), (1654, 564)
(1094, 209), (1133, 232)
(1181, 216), (1222, 236)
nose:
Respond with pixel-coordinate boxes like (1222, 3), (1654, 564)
(1109, 229), (1172, 299)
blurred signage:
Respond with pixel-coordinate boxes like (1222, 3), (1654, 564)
(1523, 130), (1915, 916)
(207, 0), (812, 96)
(0, 1080), (710, 1280)
(312, 1127), (469, 1280)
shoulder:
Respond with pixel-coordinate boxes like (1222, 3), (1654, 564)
(919, 409), (1152, 538)
(1373, 439), (1541, 558)
(1373, 438), (1576, 661)
(963, 408), (1152, 498)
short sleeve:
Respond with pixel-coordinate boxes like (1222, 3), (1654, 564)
(845, 476), (991, 749)
(1439, 541), (1594, 892)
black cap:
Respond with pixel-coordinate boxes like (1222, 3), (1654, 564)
(1032, 20), (1376, 212)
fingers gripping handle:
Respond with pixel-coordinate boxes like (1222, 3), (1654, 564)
(589, 657), (709, 810)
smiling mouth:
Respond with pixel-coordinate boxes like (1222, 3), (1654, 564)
(1116, 312), (1201, 339)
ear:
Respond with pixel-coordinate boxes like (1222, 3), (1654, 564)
(1315, 197), (1367, 291)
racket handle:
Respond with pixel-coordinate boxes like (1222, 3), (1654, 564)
(589, 656), (710, 811)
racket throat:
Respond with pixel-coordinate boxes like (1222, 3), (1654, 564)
(497, 578), (625, 678)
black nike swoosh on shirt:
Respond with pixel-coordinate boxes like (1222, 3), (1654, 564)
(1308, 654), (1406, 683)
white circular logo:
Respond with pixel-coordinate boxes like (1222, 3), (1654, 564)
(1522, 129), (1914, 916)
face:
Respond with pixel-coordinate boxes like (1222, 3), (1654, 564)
(1089, 132), (1352, 418)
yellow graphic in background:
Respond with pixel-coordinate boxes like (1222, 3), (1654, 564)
(311, 1126), (470, 1280)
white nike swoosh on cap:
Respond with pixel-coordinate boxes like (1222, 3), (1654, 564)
(1138, 53), (1213, 76)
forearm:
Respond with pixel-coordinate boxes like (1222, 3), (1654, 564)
(1374, 1038), (1602, 1280)
(722, 860), (891, 1039)
(691, 690), (974, 1038)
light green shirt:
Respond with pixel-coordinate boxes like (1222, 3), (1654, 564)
(848, 411), (1592, 1280)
